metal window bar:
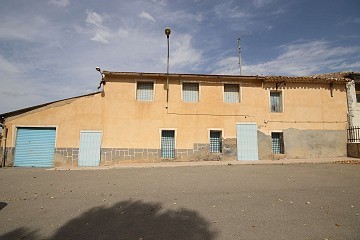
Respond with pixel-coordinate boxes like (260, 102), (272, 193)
(210, 131), (222, 153)
(183, 83), (199, 102)
(348, 126), (360, 143)
(161, 130), (175, 158)
(270, 92), (282, 112)
(272, 132), (284, 154)
(137, 82), (154, 101)
(224, 84), (240, 103)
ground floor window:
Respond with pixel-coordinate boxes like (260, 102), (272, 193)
(210, 130), (222, 153)
(272, 132), (284, 154)
(161, 130), (175, 158)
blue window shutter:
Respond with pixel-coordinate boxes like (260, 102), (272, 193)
(183, 83), (199, 102)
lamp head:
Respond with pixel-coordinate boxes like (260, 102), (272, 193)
(165, 27), (171, 38)
(96, 67), (101, 72)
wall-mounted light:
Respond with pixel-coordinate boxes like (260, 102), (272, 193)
(96, 67), (106, 90)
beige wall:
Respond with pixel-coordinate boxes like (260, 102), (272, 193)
(4, 75), (347, 156)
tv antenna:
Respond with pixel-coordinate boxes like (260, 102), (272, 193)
(237, 33), (249, 75)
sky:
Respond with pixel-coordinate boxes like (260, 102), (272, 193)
(0, 0), (359, 113)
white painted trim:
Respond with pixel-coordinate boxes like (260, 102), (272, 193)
(207, 128), (224, 141)
(180, 80), (200, 102)
(135, 79), (156, 101)
(158, 128), (177, 149)
(268, 89), (285, 113)
(223, 83), (242, 103)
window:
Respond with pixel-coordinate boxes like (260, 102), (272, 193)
(210, 130), (222, 153)
(272, 132), (284, 154)
(182, 82), (199, 102)
(161, 130), (175, 158)
(136, 81), (154, 101)
(224, 84), (240, 103)
(270, 91), (282, 112)
(355, 82), (360, 103)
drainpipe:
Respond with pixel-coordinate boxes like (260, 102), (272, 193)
(0, 122), (6, 168)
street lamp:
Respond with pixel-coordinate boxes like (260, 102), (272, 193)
(165, 27), (171, 107)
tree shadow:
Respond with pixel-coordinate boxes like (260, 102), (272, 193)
(0, 200), (217, 240)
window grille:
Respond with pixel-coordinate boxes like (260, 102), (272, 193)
(270, 91), (282, 112)
(137, 82), (154, 101)
(272, 132), (284, 154)
(210, 131), (222, 153)
(183, 83), (199, 102)
(224, 84), (240, 103)
(161, 130), (175, 158)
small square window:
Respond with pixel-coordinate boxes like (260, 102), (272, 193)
(137, 82), (154, 101)
(270, 91), (282, 112)
(183, 82), (199, 102)
(272, 132), (284, 154)
(224, 84), (240, 103)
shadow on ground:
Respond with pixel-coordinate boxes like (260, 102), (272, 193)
(0, 200), (217, 240)
(0, 202), (7, 211)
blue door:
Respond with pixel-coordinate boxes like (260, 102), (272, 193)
(236, 123), (258, 160)
(78, 131), (102, 166)
(14, 127), (56, 167)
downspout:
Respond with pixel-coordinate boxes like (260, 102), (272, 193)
(0, 121), (7, 168)
(345, 81), (353, 128)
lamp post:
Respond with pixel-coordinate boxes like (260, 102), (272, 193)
(165, 27), (171, 107)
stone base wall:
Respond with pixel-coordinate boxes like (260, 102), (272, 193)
(54, 148), (79, 166)
(0, 147), (15, 167)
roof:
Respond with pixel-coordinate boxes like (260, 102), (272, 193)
(103, 71), (350, 83)
(0, 92), (101, 120)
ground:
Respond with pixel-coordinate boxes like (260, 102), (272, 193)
(0, 163), (359, 239)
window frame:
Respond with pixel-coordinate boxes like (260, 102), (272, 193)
(269, 90), (283, 113)
(271, 131), (285, 154)
(355, 82), (360, 103)
(135, 80), (155, 101)
(209, 129), (223, 153)
(181, 81), (200, 102)
(159, 128), (177, 159)
(223, 83), (241, 103)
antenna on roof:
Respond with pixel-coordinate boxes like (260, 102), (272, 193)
(237, 33), (249, 76)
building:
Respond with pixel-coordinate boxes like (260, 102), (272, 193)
(0, 72), (349, 167)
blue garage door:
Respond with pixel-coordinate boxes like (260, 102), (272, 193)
(78, 131), (102, 166)
(236, 123), (258, 160)
(14, 127), (56, 167)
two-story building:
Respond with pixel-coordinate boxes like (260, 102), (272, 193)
(0, 72), (349, 167)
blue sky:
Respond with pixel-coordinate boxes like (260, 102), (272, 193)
(0, 0), (359, 113)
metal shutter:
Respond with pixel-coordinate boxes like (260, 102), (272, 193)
(137, 82), (154, 101)
(14, 127), (56, 167)
(224, 84), (239, 103)
(183, 83), (199, 102)
(236, 123), (258, 160)
(78, 131), (102, 166)
(161, 130), (175, 158)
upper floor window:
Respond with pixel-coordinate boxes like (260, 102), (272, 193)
(355, 82), (360, 103)
(136, 81), (154, 101)
(183, 82), (199, 102)
(224, 84), (240, 103)
(270, 91), (282, 112)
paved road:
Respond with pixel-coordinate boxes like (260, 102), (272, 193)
(0, 163), (359, 240)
